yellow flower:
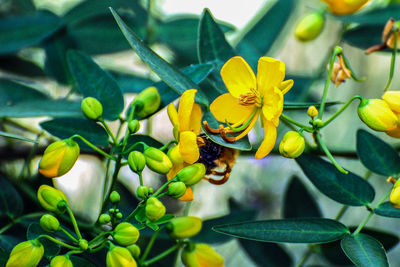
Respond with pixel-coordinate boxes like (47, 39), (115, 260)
(209, 56), (293, 159)
(382, 91), (400, 138)
(321, 0), (369, 16)
(181, 243), (224, 267)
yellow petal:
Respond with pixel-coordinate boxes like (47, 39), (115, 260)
(255, 120), (277, 159)
(234, 109), (260, 140)
(262, 87), (283, 125)
(279, 79), (294, 95)
(210, 93), (254, 124)
(221, 56), (256, 98)
(190, 104), (202, 135)
(167, 163), (185, 181)
(178, 187), (194, 202)
(257, 57), (285, 96)
(179, 131), (200, 164)
(167, 103), (179, 126)
(178, 89), (197, 132)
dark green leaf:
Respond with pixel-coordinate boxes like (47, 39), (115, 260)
(341, 233), (389, 267)
(110, 8), (209, 107)
(357, 129), (400, 176)
(201, 111), (252, 151)
(374, 202), (400, 218)
(70, 256), (96, 267)
(0, 79), (47, 106)
(284, 75), (317, 102)
(0, 55), (45, 77)
(0, 247), (7, 267)
(343, 24), (384, 50)
(0, 11), (61, 55)
(112, 73), (153, 93)
(296, 153), (375, 206)
(0, 175), (23, 218)
(40, 118), (109, 149)
(213, 218), (349, 244)
(283, 176), (322, 218)
(334, 5), (400, 25)
(67, 50), (124, 120)
(27, 223), (60, 258)
(0, 235), (21, 253)
(124, 134), (164, 155)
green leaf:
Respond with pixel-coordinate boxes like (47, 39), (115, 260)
(296, 153), (375, 206)
(341, 233), (389, 267)
(0, 175), (23, 218)
(27, 223), (60, 258)
(343, 24), (384, 50)
(0, 235), (21, 253)
(374, 202), (400, 218)
(0, 131), (38, 143)
(67, 50), (124, 121)
(0, 79), (47, 106)
(334, 4), (400, 25)
(110, 8), (209, 107)
(213, 218), (349, 244)
(284, 75), (318, 103)
(0, 55), (45, 78)
(40, 118), (109, 149)
(0, 247), (7, 267)
(283, 176), (322, 218)
(198, 9), (236, 64)
(0, 11), (62, 55)
(70, 256), (96, 267)
(201, 111), (252, 151)
(124, 134), (164, 155)
(357, 129), (400, 176)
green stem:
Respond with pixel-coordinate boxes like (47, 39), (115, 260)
(89, 242), (107, 253)
(0, 212), (45, 235)
(315, 132), (348, 174)
(102, 154), (123, 212)
(88, 232), (111, 245)
(295, 245), (315, 267)
(159, 140), (178, 151)
(121, 104), (137, 151)
(226, 107), (258, 132)
(384, 29), (398, 92)
(38, 235), (79, 250)
(341, 53), (365, 82)
(123, 141), (149, 155)
(322, 96), (362, 127)
(138, 172), (144, 186)
(143, 243), (181, 266)
(280, 114), (313, 132)
(334, 206), (349, 221)
(99, 118), (118, 145)
(140, 227), (163, 263)
(60, 227), (78, 243)
(71, 135), (116, 161)
(153, 178), (177, 197)
(66, 204), (82, 240)
(124, 202), (145, 222)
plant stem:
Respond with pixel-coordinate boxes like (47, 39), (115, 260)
(315, 132), (348, 174)
(124, 202), (145, 222)
(322, 96), (362, 127)
(89, 231), (111, 245)
(384, 28), (398, 92)
(140, 227), (163, 263)
(122, 141), (148, 155)
(102, 154), (123, 212)
(280, 114), (313, 132)
(153, 178), (177, 197)
(66, 204), (82, 240)
(295, 245), (315, 267)
(60, 227), (78, 243)
(143, 243), (181, 266)
(99, 118), (118, 145)
(38, 235), (79, 250)
(71, 135), (116, 161)
(159, 140), (178, 151)
(0, 212), (45, 235)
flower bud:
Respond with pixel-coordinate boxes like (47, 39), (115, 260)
(106, 245), (137, 267)
(128, 120), (140, 133)
(144, 147), (173, 174)
(295, 12), (324, 42)
(133, 86), (161, 119)
(37, 185), (68, 214)
(167, 216), (202, 239)
(390, 186), (400, 208)
(279, 131), (305, 159)
(136, 186), (150, 199)
(322, 0), (369, 16)
(167, 145), (184, 165)
(39, 139), (80, 178)
(6, 240), (44, 267)
(387, 31), (400, 50)
(99, 213), (111, 224)
(145, 197), (166, 222)
(81, 97), (103, 120)
(50, 255), (73, 267)
(40, 214), (60, 232)
(126, 244), (141, 259)
(128, 151), (146, 173)
(176, 163), (206, 186)
(116, 212), (123, 219)
(167, 182), (187, 198)
(181, 243), (224, 267)
(110, 191), (120, 204)
(357, 98), (398, 131)
(307, 105), (318, 118)
(382, 91), (400, 113)
(113, 222), (140, 246)
(79, 239), (88, 251)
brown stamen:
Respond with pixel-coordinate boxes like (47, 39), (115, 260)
(238, 92), (258, 106)
(387, 176), (397, 184)
(203, 121), (221, 134)
(205, 173), (230, 185)
(339, 55), (351, 78)
(197, 136), (206, 147)
(220, 128), (236, 143)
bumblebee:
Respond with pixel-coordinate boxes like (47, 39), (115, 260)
(196, 134), (238, 185)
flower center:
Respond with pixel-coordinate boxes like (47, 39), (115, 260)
(238, 89), (262, 107)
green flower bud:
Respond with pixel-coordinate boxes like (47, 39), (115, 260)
(145, 197), (166, 222)
(50, 255), (73, 267)
(99, 213), (111, 224)
(167, 216), (202, 239)
(39, 139), (80, 178)
(133, 86), (161, 119)
(167, 145), (184, 165)
(136, 186), (150, 199)
(40, 214), (60, 232)
(109, 208), (115, 214)
(144, 147), (173, 174)
(81, 97), (103, 120)
(128, 120), (140, 133)
(176, 163), (206, 186)
(295, 12), (325, 42)
(116, 212), (123, 219)
(312, 119), (324, 128)
(279, 131), (305, 159)
(79, 239), (88, 251)
(126, 244), (141, 259)
(110, 191), (120, 204)
(181, 243), (224, 267)
(358, 98), (398, 131)
(128, 151), (146, 173)
(167, 182), (187, 198)
(113, 222), (140, 246)
(106, 245), (137, 267)
(37, 185), (68, 214)
(6, 240), (44, 267)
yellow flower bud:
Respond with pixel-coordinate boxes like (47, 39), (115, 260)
(390, 184), (400, 208)
(6, 240), (44, 267)
(279, 131), (305, 159)
(382, 91), (400, 113)
(168, 145), (184, 165)
(167, 182), (187, 198)
(307, 105), (318, 118)
(113, 222), (140, 246)
(133, 86), (161, 119)
(176, 163), (206, 186)
(295, 12), (325, 42)
(357, 98), (398, 132)
(321, 0), (369, 16)
(126, 244), (141, 259)
(128, 151), (146, 173)
(37, 185), (68, 214)
(106, 246), (137, 267)
(145, 197), (166, 222)
(167, 216), (202, 239)
(181, 243), (224, 267)
(38, 139), (80, 178)
(50, 255), (73, 267)
(40, 214), (60, 232)
(144, 147), (173, 174)
(81, 97), (103, 120)
(128, 120), (140, 133)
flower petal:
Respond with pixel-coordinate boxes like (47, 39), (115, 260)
(178, 187), (194, 202)
(210, 93), (254, 124)
(167, 163), (185, 181)
(167, 103), (179, 126)
(257, 57), (285, 96)
(255, 119), (277, 159)
(190, 104), (202, 135)
(221, 56), (256, 98)
(178, 89), (197, 132)
(279, 79), (294, 95)
(179, 131), (200, 164)
(262, 86), (283, 125)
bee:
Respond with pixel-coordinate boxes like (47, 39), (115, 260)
(196, 134), (238, 185)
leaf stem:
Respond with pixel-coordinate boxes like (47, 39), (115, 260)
(280, 114), (313, 132)
(384, 28), (398, 92)
(65, 204), (82, 240)
(71, 135), (116, 160)
(59, 227), (78, 243)
(99, 118), (118, 145)
(315, 132), (348, 174)
(322, 95), (362, 127)
(152, 178), (177, 198)
(143, 243), (182, 266)
(140, 226), (164, 263)
(124, 202), (145, 222)
(159, 140), (178, 151)
(38, 235), (79, 250)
